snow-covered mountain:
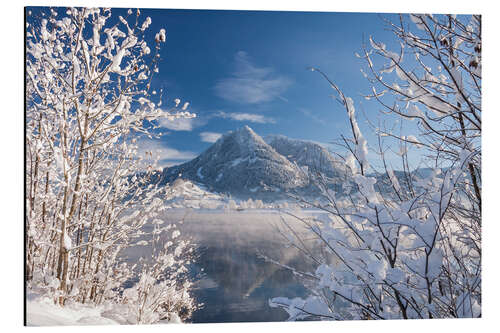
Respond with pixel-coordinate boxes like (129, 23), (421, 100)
(160, 126), (311, 197)
(265, 135), (347, 179)
(157, 126), (429, 200)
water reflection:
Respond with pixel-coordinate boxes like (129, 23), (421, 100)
(163, 210), (317, 323)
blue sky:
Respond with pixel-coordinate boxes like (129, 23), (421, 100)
(28, 7), (422, 170)
(140, 9), (410, 168)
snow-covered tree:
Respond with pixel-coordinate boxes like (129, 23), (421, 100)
(25, 7), (196, 322)
(119, 221), (197, 324)
(271, 14), (481, 320)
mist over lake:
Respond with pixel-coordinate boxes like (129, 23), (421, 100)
(160, 209), (319, 323)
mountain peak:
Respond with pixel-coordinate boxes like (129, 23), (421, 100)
(161, 126), (308, 197)
(228, 125), (266, 148)
(233, 125), (257, 137)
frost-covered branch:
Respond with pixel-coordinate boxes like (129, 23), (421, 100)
(272, 13), (481, 321)
(26, 7), (197, 323)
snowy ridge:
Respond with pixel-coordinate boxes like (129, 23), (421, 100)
(165, 179), (225, 209)
(265, 135), (347, 179)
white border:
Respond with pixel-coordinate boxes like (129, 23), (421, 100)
(3, 1), (498, 332)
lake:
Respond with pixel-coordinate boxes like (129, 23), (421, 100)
(162, 209), (320, 323)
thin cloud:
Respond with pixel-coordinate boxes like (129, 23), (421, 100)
(200, 132), (223, 143)
(214, 51), (292, 104)
(298, 107), (326, 126)
(157, 110), (207, 132)
(216, 111), (276, 124)
(135, 137), (197, 168)
(158, 117), (196, 131)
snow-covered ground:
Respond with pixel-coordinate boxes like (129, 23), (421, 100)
(26, 292), (182, 326)
(27, 292), (119, 326)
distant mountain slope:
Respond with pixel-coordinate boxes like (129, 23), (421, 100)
(265, 135), (347, 179)
(160, 126), (309, 196)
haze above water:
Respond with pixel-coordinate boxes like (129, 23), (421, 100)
(161, 209), (321, 323)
